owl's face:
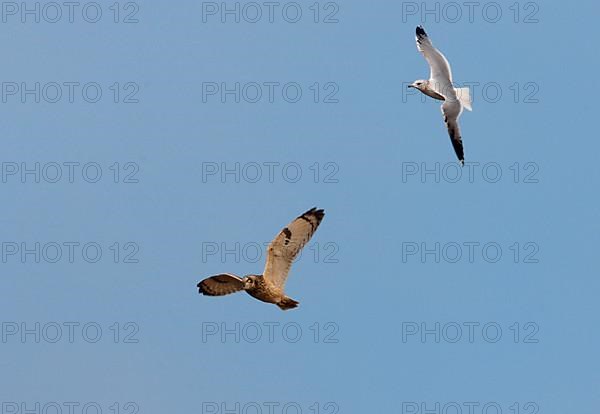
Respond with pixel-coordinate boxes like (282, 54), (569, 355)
(243, 275), (259, 289)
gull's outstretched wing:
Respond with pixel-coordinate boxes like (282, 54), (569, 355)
(441, 100), (465, 165)
(262, 208), (325, 291)
(416, 26), (453, 96)
(197, 273), (245, 296)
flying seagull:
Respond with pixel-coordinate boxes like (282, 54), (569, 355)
(409, 25), (472, 165)
(197, 207), (325, 310)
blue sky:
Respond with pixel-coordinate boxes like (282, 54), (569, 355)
(1, 1), (599, 413)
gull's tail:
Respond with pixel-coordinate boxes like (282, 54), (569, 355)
(455, 87), (473, 111)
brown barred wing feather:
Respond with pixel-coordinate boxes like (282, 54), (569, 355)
(262, 208), (325, 291)
(197, 273), (245, 296)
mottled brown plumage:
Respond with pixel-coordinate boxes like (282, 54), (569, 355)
(197, 207), (325, 310)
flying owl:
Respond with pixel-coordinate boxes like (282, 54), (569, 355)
(197, 207), (325, 310)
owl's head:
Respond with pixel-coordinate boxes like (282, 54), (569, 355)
(243, 275), (260, 289)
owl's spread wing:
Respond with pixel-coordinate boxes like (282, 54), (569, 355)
(262, 207), (325, 291)
(197, 273), (245, 296)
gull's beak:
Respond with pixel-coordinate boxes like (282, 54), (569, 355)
(407, 84), (415, 89)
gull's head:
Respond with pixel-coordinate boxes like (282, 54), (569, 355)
(408, 80), (428, 91)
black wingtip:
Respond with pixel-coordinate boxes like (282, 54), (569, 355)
(300, 207), (325, 223)
(315, 209), (325, 221)
(416, 25), (427, 37)
(312, 207), (325, 220)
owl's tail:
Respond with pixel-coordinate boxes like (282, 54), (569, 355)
(277, 297), (299, 310)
